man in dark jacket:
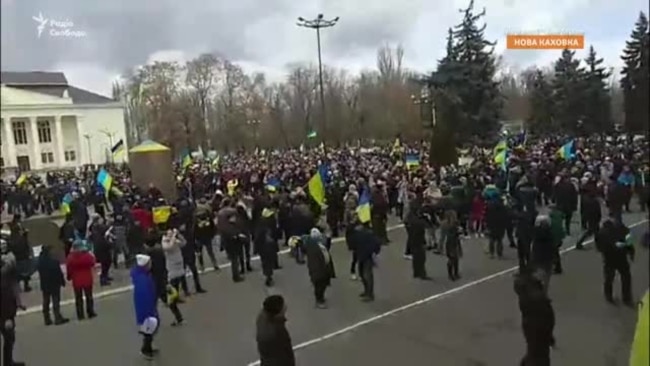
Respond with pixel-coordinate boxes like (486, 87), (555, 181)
(595, 214), (635, 306)
(515, 208), (536, 271)
(350, 222), (382, 301)
(218, 200), (245, 282)
(254, 208), (280, 287)
(1, 245), (26, 366)
(8, 215), (33, 292)
(406, 203), (431, 280)
(37, 244), (70, 326)
(553, 175), (578, 235)
(485, 197), (507, 259)
(371, 182), (390, 244)
(576, 185), (602, 250)
(514, 269), (555, 366)
(256, 295), (295, 366)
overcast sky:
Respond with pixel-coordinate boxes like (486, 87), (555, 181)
(1, 0), (647, 96)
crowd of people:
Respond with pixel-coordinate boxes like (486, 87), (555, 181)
(0, 132), (648, 365)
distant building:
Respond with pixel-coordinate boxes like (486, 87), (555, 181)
(0, 71), (127, 173)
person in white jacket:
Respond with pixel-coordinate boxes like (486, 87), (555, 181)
(162, 228), (187, 298)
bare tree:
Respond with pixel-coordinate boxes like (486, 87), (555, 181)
(186, 54), (221, 147)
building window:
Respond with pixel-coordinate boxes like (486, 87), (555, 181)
(41, 152), (54, 164)
(12, 121), (27, 145)
(37, 121), (52, 143)
(64, 150), (76, 162)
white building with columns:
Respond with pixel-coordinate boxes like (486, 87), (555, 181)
(1, 71), (127, 174)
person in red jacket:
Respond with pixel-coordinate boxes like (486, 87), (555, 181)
(131, 203), (154, 232)
(470, 191), (487, 238)
(66, 240), (97, 320)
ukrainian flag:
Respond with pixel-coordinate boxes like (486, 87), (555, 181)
(630, 290), (649, 366)
(180, 149), (192, 170)
(493, 139), (507, 155)
(96, 168), (113, 195)
(556, 140), (576, 160)
(356, 186), (371, 224)
(16, 173), (27, 186)
(405, 154), (420, 169)
(211, 155), (220, 169)
(494, 149), (508, 171)
(265, 177), (281, 192)
(308, 165), (327, 208)
(60, 193), (73, 214)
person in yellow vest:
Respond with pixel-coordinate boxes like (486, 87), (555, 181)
(630, 290), (649, 366)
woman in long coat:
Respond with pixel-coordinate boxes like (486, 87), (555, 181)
(161, 228), (187, 296)
(302, 228), (335, 309)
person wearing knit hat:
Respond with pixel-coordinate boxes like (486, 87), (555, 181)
(301, 228), (335, 309)
(131, 254), (160, 360)
(256, 295), (295, 366)
(65, 237), (97, 320)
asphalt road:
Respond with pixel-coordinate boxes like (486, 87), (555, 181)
(11, 210), (649, 366)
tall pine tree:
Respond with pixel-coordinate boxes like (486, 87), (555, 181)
(583, 45), (612, 134)
(526, 69), (555, 135)
(429, 28), (462, 166)
(620, 12), (649, 134)
(450, 0), (502, 139)
(552, 49), (587, 134)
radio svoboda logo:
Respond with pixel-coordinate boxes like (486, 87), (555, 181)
(505, 31), (584, 50)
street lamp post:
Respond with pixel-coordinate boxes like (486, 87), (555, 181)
(100, 129), (116, 163)
(297, 13), (339, 142)
(411, 85), (436, 128)
(83, 134), (92, 165)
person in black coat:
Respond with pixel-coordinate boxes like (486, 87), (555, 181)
(8, 215), (34, 292)
(485, 197), (507, 259)
(350, 221), (381, 301)
(576, 184), (602, 250)
(59, 215), (76, 258)
(405, 202), (431, 280)
(514, 269), (555, 366)
(143, 234), (184, 325)
(254, 208), (280, 287)
(595, 214), (635, 306)
(256, 295), (295, 366)
(36, 244), (70, 326)
(515, 209), (537, 271)
(1, 244), (26, 366)
(530, 215), (555, 292)
(553, 175), (578, 235)
(302, 228), (335, 308)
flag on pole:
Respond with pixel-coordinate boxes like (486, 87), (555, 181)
(111, 139), (126, 160)
(307, 131), (317, 139)
(405, 154), (420, 169)
(308, 165), (327, 207)
(556, 140), (576, 160)
(180, 149), (192, 170)
(16, 173), (27, 186)
(60, 193), (73, 214)
(494, 149), (508, 171)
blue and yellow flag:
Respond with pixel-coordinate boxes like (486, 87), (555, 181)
(556, 140), (576, 160)
(265, 177), (281, 192)
(356, 186), (371, 224)
(493, 139), (507, 156)
(180, 149), (192, 170)
(308, 165), (327, 208)
(405, 154), (420, 169)
(16, 173), (27, 186)
(60, 193), (73, 214)
(96, 168), (113, 195)
(494, 149), (508, 171)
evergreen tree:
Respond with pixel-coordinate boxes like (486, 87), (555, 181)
(450, 0), (502, 139)
(526, 69), (555, 135)
(620, 12), (649, 134)
(582, 45), (612, 134)
(552, 49), (587, 134)
(429, 28), (462, 166)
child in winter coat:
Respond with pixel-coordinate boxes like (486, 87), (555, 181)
(66, 239), (97, 320)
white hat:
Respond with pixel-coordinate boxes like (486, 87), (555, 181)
(136, 254), (151, 267)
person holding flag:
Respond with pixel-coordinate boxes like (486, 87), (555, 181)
(347, 187), (381, 301)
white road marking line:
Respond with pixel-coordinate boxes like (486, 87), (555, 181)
(17, 224), (405, 316)
(246, 219), (649, 366)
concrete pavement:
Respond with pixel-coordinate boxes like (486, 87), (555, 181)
(11, 210), (649, 366)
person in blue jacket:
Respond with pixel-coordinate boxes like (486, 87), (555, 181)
(131, 254), (159, 360)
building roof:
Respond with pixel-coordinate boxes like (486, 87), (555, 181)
(0, 71), (116, 104)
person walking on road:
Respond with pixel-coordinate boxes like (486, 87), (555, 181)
(302, 228), (335, 309)
(442, 210), (463, 281)
(36, 243), (70, 326)
(131, 254), (160, 360)
(66, 239), (97, 321)
(405, 202), (431, 280)
(349, 220), (381, 301)
(514, 269), (556, 366)
(595, 213), (635, 306)
(531, 215), (555, 293)
(256, 295), (295, 366)
(143, 233), (183, 326)
(1, 240), (26, 366)
(162, 227), (189, 301)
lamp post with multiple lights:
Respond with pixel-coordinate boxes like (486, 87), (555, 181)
(296, 13), (339, 142)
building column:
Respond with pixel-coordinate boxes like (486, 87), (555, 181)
(75, 115), (89, 165)
(54, 115), (65, 165)
(29, 116), (41, 170)
(2, 117), (17, 168)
